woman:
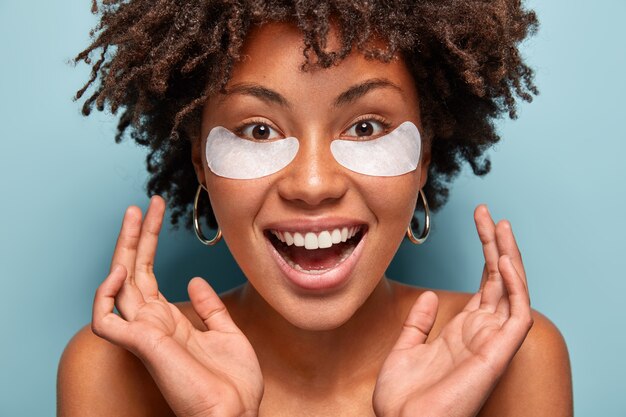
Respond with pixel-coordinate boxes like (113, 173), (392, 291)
(58, 1), (572, 416)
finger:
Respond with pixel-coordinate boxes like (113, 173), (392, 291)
(109, 206), (145, 319)
(188, 277), (239, 333)
(92, 265), (132, 345)
(110, 206), (142, 278)
(475, 205), (508, 312)
(499, 255), (533, 333)
(495, 294), (510, 320)
(495, 220), (528, 290)
(134, 196), (165, 300)
(393, 291), (439, 350)
(478, 264), (489, 291)
(116, 279), (147, 321)
(462, 291), (482, 312)
(474, 205), (501, 292)
(479, 276), (507, 314)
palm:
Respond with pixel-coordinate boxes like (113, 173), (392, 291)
(374, 206), (533, 417)
(92, 197), (263, 417)
(439, 306), (507, 367)
(126, 296), (261, 394)
(176, 311), (263, 405)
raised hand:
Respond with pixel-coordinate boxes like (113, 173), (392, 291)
(373, 205), (533, 417)
(92, 196), (263, 417)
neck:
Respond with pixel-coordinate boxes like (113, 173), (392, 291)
(235, 277), (404, 392)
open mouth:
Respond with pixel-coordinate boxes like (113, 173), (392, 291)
(265, 226), (366, 274)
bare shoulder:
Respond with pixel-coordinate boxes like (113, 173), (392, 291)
(390, 281), (476, 338)
(175, 283), (246, 330)
(57, 324), (174, 417)
(392, 282), (573, 416)
(479, 308), (573, 417)
(57, 286), (244, 417)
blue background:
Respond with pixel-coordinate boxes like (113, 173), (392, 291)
(1, 0), (624, 415)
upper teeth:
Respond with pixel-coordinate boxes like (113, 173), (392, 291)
(271, 226), (362, 250)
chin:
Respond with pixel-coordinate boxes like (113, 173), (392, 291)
(269, 289), (369, 332)
(283, 309), (355, 332)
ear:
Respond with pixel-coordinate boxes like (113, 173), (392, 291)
(419, 142), (431, 190)
(190, 134), (206, 186)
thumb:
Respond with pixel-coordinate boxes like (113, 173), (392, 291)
(393, 290), (439, 351)
(188, 277), (238, 333)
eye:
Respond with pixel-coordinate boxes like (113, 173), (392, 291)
(240, 123), (281, 141)
(344, 119), (387, 139)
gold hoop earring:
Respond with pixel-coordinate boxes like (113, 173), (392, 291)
(193, 184), (222, 246)
(406, 189), (430, 245)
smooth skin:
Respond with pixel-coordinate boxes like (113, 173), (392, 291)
(88, 197), (263, 417)
(58, 23), (572, 417)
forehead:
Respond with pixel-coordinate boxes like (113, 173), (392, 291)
(226, 21), (418, 102)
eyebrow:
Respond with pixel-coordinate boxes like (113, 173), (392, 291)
(333, 78), (403, 107)
(220, 78), (402, 109)
(221, 83), (291, 108)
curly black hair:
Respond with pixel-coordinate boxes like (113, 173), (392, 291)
(75, 0), (538, 229)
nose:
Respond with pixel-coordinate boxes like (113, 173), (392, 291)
(276, 131), (349, 208)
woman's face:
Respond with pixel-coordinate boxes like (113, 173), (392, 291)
(193, 22), (428, 331)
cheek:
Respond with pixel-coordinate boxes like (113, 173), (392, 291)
(361, 172), (421, 227)
(205, 175), (270, 233)
(200, 137), (270, 234)
(349, 172), (421, 278)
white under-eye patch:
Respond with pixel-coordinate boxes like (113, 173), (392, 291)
(205, 126), (299, 179)
(330, 121), (421, 176)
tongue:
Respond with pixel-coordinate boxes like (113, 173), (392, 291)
(285, 243), (351, 271)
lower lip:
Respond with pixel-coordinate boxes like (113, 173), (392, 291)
(265, 232), (367, 292)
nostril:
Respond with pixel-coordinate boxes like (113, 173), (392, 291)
(274, 140), (350, 206)
(276, 167), (349, 207)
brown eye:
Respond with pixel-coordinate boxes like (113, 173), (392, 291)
(345, 119), (385, 138)
(355, 122), (374, 136)
(252, 124), (270, 140)
(241, 123), (280, 141)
